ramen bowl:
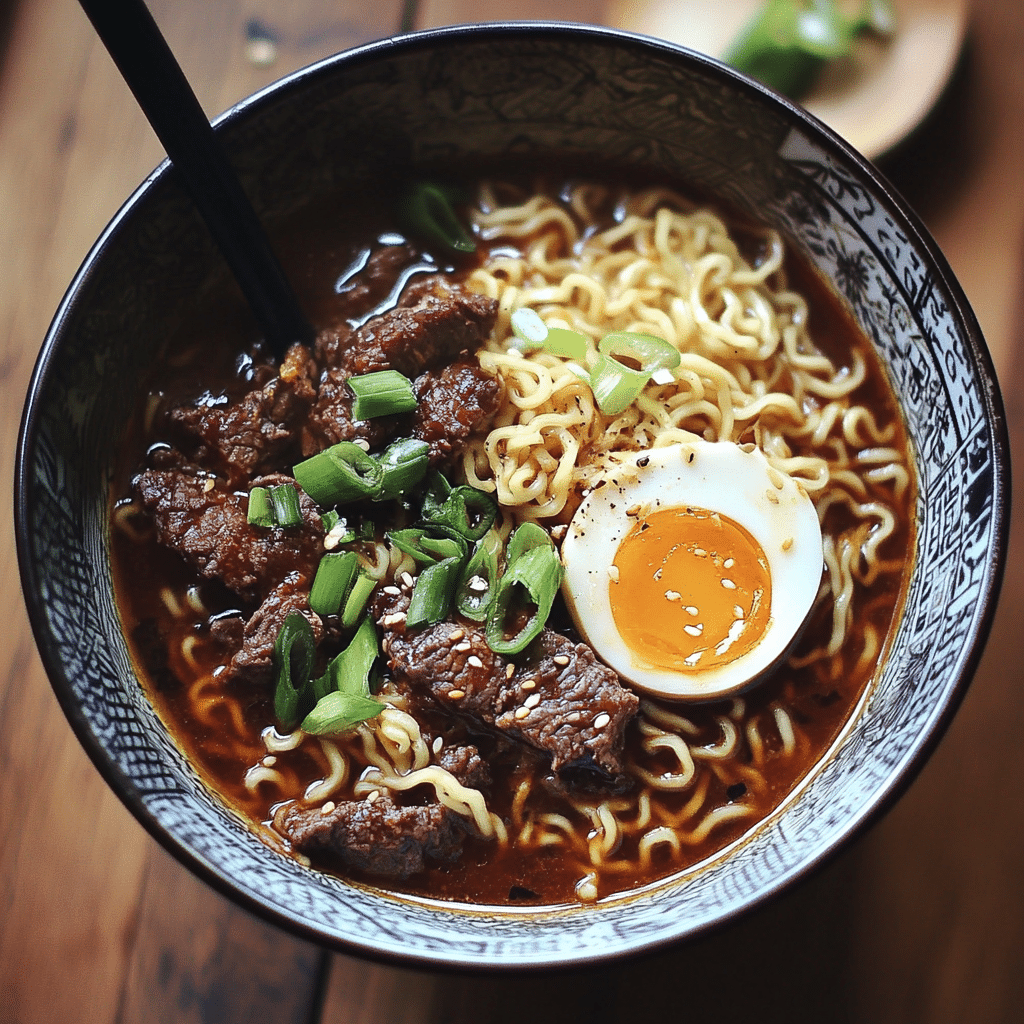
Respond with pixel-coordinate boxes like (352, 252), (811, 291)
(15, 23), (1009, 968)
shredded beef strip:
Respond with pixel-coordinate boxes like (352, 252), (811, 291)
(134, 470), (324, 603)
(167, 342), (318, 487)
(375, 593), (639, 775)
(276, 743), (489, 880)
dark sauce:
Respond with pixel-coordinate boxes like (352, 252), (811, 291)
(111, 172), (914, 906)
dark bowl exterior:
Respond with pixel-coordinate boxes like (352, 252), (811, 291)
(16, 23), (1009, 968)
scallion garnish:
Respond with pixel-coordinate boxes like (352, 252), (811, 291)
(272, 612), (317, 731)
(309, 550), (360, 616)
(247, 486), (275, 527)
(510, 307), (547, 350)
(455, 528), (502, 622)
(304, 616), (385, 735)
(269, 483), (303, 528)
(377, 437), (430, 501)
(485, 543), (564, 655)
(406, 555), (464, 629)
(293, 441), (383, 507)
(598, 331), (681, 372)
(349, 370), (419, 420)
(544, 327), (589, 360)
(302, 690), (386, 736)
(398, 181), (476, 256)
(341, 571), (378, 630)
(588, 353), (652, 416)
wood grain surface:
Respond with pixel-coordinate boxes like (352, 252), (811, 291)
(2, 2), (1023, 1023)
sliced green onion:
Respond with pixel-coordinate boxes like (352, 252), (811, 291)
(247, 486), (274, 527)
(377, 437), (430, 501)
(425, 484), (497, 541)
(406, 557), (464, 629)
(348, 370), (419, 420)
(420, 471), (453, 521)
(341, 571), (378, 630)
(505, 521), (552, 566)
(398, 182), (476, 255)
(455, 528), (502, 622)
(511, 307), (548, 350)
(311, 613), (379, 700)
(302, 690), (385, 736)
(599, 331), (681, 372)
(294, 441), (383, 507)
(309, 550), (360, 617)
(485, 544), (564, 655)
(544, 327), (589, 360)
(272, 612), (317, 731)
(269, 483), (303, 528)
(321, 509), (341, 533)
(588, 353), (652, 416)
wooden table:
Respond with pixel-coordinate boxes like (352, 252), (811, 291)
(2, 2), (1023, 1021)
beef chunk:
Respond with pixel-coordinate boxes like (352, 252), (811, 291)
(303, 292), (498, 456)
(411, 361), (501, 467)
(377, 595), (639, 775)
(278, 792), (467, 880)
(229, 574), (322, 683)
(168, 343), (317, 486)
(134, 470), (324, 601)
(343, 291), (497, 378)
(276, 740), (487, 881)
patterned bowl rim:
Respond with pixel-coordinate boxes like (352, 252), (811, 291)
(15, 22), (1011, 969)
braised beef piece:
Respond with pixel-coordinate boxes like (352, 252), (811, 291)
(276, 743), (488, 880)
(168, 343), (318, 487)
(343, 291), (498, 378)
(410, 361), (502, 468)
(304, 291), (499, 456)
(375, 594), (639, 775)
(332, 244), (423, 324)
(229, 573), (323, 683)
(134, 470), (324, 602)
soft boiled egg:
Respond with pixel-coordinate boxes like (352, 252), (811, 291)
(560, 440), (823, 701)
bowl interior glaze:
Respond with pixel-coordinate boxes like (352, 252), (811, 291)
(16, 24), (1008, 968)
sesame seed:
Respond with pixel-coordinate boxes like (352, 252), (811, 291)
(320, 801), (336, 815)
(366, 789), (381, 803)
(766, 489), (780, 504)
(724, 558), (735, 569)
(608, 565), (620, 583)
(665, 589), (681, 602)
(454, 641), (472, 652)
(203, 477), (216, 492)
(505, 663), (516, 679)
(684, 624), (703, 637)
(524, 694), (540, 709)
(553, 655), (570, 666)
(514, 707), (531, 720)
(568, 712), (581, 723)
(550, 524), (568, 541)
(467, 575), (489, 593)
(382, 612), (406, 626)
(694, 547), (707, 557)
(626, 503), (642, 516)
(353, 438), (371, 451)
(684, 605), (699, 616)
(432, 736), (443, 754)
(448, 628), (465, 642)
(262, 755), (277, 767)
(467, 655), (484, 669)
(782, 538), (794, 551)
(768, 466), (786, 490)
(448, 689), (465, 700)
(400, 572), (414, 588)
(722, 579), (737, 590)
(521, 679), (536, 690)
(383, 585), (401, 596)
(734, 605), (745, 618)
(593, 712), (611, 729)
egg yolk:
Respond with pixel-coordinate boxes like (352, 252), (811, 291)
(609, 506), (772, 673)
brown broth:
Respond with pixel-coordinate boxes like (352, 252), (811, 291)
(111, 174), (914, 906)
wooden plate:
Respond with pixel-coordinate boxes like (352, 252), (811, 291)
(605, 0), (969, 159)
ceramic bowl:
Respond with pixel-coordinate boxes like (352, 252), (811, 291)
(15, 23), (1009, 968)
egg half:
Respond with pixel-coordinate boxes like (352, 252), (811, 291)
(560, 440), (824, 701)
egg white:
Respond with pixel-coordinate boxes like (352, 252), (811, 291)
(560, 440), (824, 701)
